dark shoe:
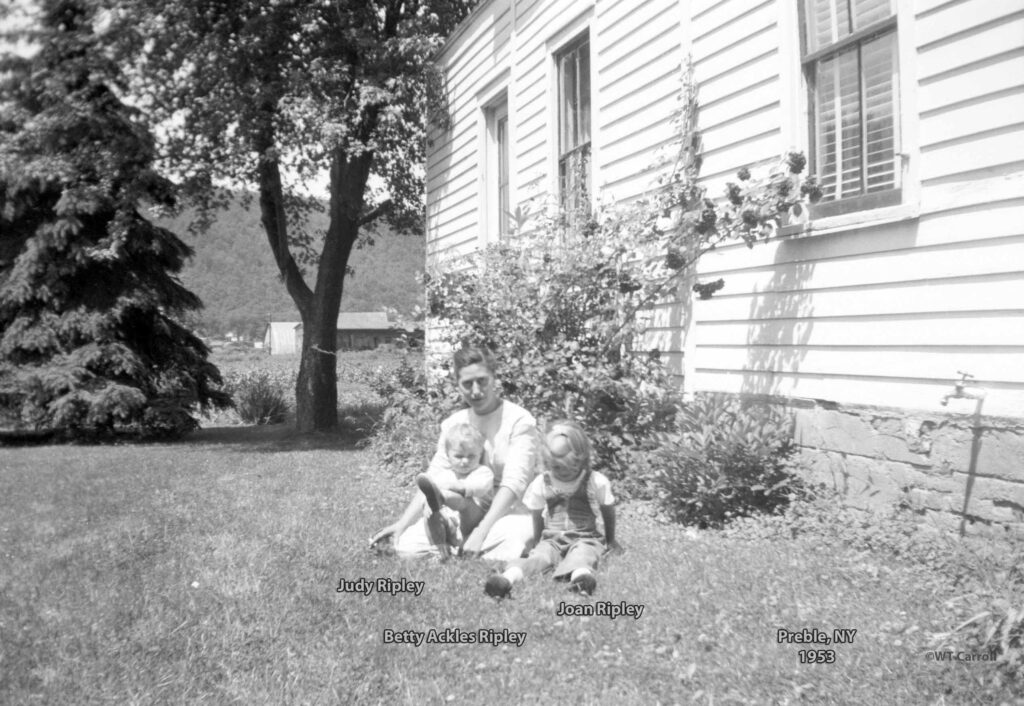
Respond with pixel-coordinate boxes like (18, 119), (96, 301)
(425, 511), (451, 560)
(484, 573), (513, 600)
(416, 473), (445, 514)
(570, 572), (597, 596)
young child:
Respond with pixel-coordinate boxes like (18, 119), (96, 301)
(484, 420), (621, 598)
(414, 422), (494, 559)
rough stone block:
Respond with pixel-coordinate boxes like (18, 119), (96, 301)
(886, 465), (959, 494)
(975, 430), (1024, 482)
(930, 425), (981, 474)
(964, 476), (1024, 510)
(905, 488), (953, 513)
(775, 396), (1024, 533)
(795, 408), (930, 465)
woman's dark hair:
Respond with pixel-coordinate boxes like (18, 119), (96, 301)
(452, 345), (499, 376)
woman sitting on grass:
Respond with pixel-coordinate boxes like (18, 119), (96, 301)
(369, 345), (540, 560)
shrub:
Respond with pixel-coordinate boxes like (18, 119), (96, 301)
(223, 370), (292, 425)
(426, 230), (682, 483)
(649, 393), (801, 528)
(367, 357), (456, 477)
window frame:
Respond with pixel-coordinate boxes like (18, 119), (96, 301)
(487, 98), (510, 240)
(798, 0), (903, 219)
(475, 76), (511, 248)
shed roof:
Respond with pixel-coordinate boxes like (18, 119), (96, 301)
(336, 311), (393, 329)
(292, 312), (395, 331)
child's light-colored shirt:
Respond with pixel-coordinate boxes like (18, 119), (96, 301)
(522, 470), (614, 532)
(426, 400), (539, 507)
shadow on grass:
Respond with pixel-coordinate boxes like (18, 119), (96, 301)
(185, 400), (386, 452)
(184, 421), (378, 452)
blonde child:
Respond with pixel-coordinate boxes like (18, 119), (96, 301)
(484, 420), (621, 598)
(371, 422), (493, 559)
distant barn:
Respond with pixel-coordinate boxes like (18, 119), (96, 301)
(326, 311), (398, 351)
(265, 312), (420, 354)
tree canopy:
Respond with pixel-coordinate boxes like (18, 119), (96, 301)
(0, 0), (231, 439)
(110, 0), (473, 431)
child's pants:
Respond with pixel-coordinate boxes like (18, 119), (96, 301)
(506, 532), (604, 579)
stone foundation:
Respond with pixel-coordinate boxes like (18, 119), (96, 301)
(753, 397), (1024, 535)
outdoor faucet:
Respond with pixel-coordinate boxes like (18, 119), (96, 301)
(941, 371), (987, 405)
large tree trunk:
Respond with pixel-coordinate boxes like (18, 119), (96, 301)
(257, 127), (375, 433)
(291, 149), (373, 433)
(295, 308), (340, 432)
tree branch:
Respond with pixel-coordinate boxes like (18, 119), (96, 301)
(257, 150), (313, 315)
(359, 199), (392, 227)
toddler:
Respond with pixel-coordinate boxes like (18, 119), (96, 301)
(415, 422), (493, 559)
(484, 420), (621, 598)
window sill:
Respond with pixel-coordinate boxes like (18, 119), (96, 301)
(779, 201), (919, 238)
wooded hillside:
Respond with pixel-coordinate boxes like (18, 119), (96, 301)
(161, 197), (424, 339)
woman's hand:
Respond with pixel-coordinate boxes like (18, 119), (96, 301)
(605, 540), (625, 556)
(369, 523), (399, 549)
(460, 528), (485, 558)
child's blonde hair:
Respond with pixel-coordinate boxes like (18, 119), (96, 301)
(444, 422), (485, 456)
(543, 419), (591, 472)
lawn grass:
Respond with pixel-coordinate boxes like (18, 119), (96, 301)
(1, 426), (1018, 705)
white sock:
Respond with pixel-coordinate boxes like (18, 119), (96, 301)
(570, 568), (593, 583)
(503, 566), (524, 585)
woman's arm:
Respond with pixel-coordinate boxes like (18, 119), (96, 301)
(460, 486), (517, 557)
(368, 493), (425, 547)
(496, 419), (539, 499)
(462, 410), (540, 557)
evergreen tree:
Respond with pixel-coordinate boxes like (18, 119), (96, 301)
(0, 0), (230, 440)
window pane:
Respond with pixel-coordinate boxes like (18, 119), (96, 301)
(806, 0), (850, 52)
(838, 48), (862, 198)
(806, 0), (893, 52)
(852, 0), (893, 31)
(813, 32), (898, 202)
(815, 47), (861, 200)
(862, 32), (898, 192)
(578, 41), (591, 146)
(497, 114), (510, 237)
(560, 53), (574, 153)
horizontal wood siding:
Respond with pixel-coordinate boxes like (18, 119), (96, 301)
(687, 0), (1024, 417)
(426, 0), (513, 267)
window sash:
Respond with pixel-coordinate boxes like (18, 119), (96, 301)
(805, 0), (894, 54)
(803, 0), (899, 210)
(558, 36), (591, 161)
(557, 33), (592, 218)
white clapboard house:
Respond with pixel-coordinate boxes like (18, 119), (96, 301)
(424, 0), (1024, 529)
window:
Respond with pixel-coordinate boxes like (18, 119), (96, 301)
(483, 97), (510, 241)
(801, 0), (900, 217)
(557, 33), (591, 224)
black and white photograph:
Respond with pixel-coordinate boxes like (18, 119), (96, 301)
(2, 0), (1023, 703)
